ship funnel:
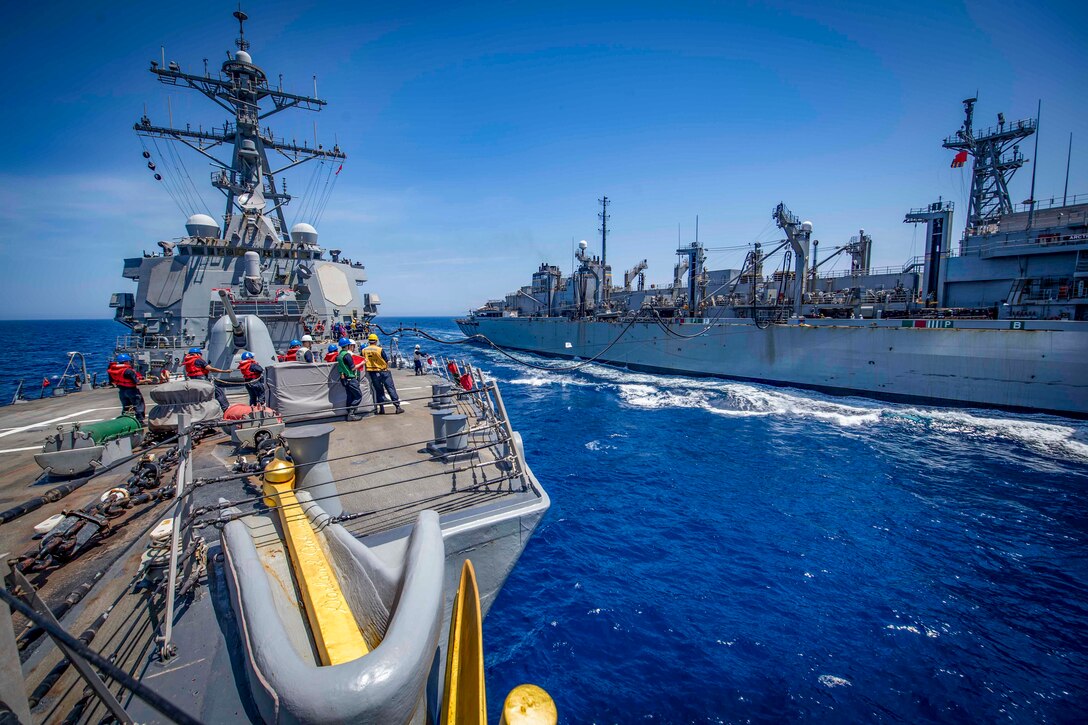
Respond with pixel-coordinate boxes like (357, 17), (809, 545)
(243, 251), (264, 295)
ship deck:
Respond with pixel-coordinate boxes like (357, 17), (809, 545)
(2, 367), (545, 723)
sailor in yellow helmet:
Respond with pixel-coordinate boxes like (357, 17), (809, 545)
(363, 333), (403, 414)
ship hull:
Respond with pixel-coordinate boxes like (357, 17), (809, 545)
(457, 316), (1088, 418)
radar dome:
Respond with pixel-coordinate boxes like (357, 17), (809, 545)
(578, 240), (588, 250)
(185, 213), (219, 238)
(290, 222), (319, 245)
(801, 220), (814, 232)
(235, 50), (252, 64)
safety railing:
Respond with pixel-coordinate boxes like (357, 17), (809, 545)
(116, 334), (191, 351)
(209, 300), (305, 318)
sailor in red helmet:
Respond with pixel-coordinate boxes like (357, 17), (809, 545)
(182, 346), (230, 411)
(237, 351), (265, 406)
(107, 353), (147, 422)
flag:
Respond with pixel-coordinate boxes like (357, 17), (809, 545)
(951, 150), (968, 168)
(41, 377), (50, 387)
(335, 163), (343, 176)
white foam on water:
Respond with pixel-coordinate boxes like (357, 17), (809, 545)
(900, 407), (1088, 462)
(584, 440), (615, 452)
(818, 675), (852, 688)
(489, 352), (1088, 463)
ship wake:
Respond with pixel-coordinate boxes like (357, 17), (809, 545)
(494, 356), (1088, 463)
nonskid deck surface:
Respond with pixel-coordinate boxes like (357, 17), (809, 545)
(10, 368), (540, 723)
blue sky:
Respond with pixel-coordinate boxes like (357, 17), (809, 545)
(1, 0), (1085, 317)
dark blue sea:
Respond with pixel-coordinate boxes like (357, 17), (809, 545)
(3, 318), (1086, 723)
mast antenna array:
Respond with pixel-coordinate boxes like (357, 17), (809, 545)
(134, 11), (346, 243)
(943, 97), (1035, 231)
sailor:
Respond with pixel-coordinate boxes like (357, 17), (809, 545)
(413, 344), (425, 376)
(107, 353), (146, 423)
(324, 343), (340, 363)
(336, 337), (364, 421)
(182, 346), (230, 411)
(283, 339), (302, 362)
(237, 351), (265, 406)
(363, 333), (403, 414)
(299, 334), (316, 363)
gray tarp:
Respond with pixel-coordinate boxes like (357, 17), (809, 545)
(266, 362), (374, 422)
(147, 379), (221, 432)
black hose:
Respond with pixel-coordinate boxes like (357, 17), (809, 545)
(0, 588), (202, 725)
(0, 477), (92, 525)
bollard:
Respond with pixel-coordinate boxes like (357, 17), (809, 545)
(430, 382), (454, 408)
(443, 414), (469, 451)
(431, 408), (455, 446)
(281, 424), (340, 516)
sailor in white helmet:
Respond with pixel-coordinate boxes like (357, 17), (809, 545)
(413, 344), (425, 375)
(299, 334), (316, 363)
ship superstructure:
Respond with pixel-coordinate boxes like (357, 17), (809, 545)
(458, 100), (1088, 417)
(112, 11), (377, 375)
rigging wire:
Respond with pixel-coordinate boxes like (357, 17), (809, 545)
(293, 159), (322, 226)
(312, 161), (339, 226)
(376, 311), (649, 372)
(0, 588), (202, 725)
(167, 137), (211, 217)
(144, 137), (189, 218)
(151, 135), (192, 216)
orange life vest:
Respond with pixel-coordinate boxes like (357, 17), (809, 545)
(324, 351), (339, 362)
(182, 353), (207, 378)
(108, 362), (141, 388)
(284, 346), (300, 362)
(239, 359), (261, 381)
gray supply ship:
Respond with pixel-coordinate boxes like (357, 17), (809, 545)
(1, 12), (552, 724)
(458, 99), (1088, 418)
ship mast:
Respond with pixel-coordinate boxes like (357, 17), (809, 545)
(942, 98), (1035, 232)
(134, 10), (346, 244)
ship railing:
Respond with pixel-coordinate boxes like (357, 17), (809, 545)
(1011, 193), (1088, 214)
(816, 261), (922, 280)
(209, 300), (305, 319)
(434, 355), (532, 493)
(156, 413), (199, 665)
(116, 334), (190, 351)
(973, 231), (1088, 257)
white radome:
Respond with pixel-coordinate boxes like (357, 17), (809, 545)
(290, 223), (319, 245)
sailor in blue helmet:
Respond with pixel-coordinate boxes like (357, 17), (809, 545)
(182, 346), (230, 411)
(324, 343), (340, 363)
(107, 353), (147, 422)
(237, 351), (265, 406)
(335, 337), (364, 421)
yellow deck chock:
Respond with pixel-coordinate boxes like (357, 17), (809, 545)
(263, 457), (369, 666)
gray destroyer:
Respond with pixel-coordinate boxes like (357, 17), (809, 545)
(458, 100), (1088, 418)
(112, 11), (376, 374)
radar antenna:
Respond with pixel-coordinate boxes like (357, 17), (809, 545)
(234, 9), (250, 51)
